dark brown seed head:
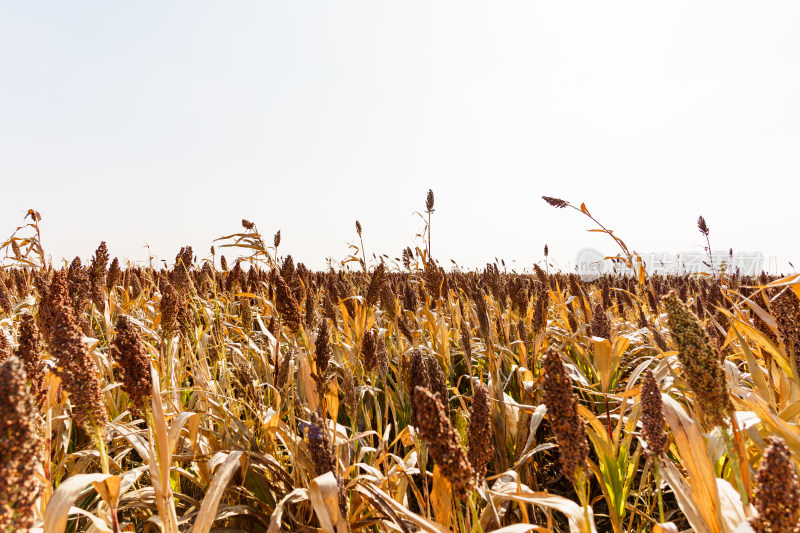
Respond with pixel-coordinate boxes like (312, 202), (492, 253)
(772, 289), (800, 351)
(67, 257), (89, 307)
(750, 437), (800, 533)
(15, 315), (46, 408)
(242, 219), (255, 230)
(0, 331), (9, 365)
(542, 349), (589, 484)
(39, 271), (69, 344)
(460, 322), (472, 361)
(532, 291), (549, 332)
(590, 303), (611, 339)
(375, 335), (389, 376)
(240, 297), (253, 333)
(474, 287), (490, 340)
(380, 283), (397, 321)
(542, 196), (569, 209)
(355, 220), (362, 237)
(640, 370), (667, 458)
(468, 382), (493, 479)
(0, 356), (43, 531)
(425, 354), (448, 413)
(110, 316), (152, 416)
(304, 412), (348, 517)
(409, 349), (431, 425)
(663, 291), (732, 427)
(159, 280), (180, 338)
(314, 321), (333, 387)
(361, 330), (377, 373)
(697, 215), (710, 237)
(403, 282), (417, 312)
(274, 272), (302, 333)
(273, 230), (281, 248)
(365, 263), (385, 308)
(426, 189), (435, 213)
(89, 241), (109, 311)
(412, 386), (474, 498)
(50, 296), (108, 435)
(305, 412), (337, 476)
(107, 257), (121, 289)
(0, 278), (13, 314)
(534, 263), (547, 286)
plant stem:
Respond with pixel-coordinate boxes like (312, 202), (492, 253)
(95, 426), (110, 475)
(653, 459), (665, 524)
(722, 425), (750, 513)
(575, 468), (591, 531)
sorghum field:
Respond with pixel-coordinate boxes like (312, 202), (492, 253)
(2, 195), (800, 533)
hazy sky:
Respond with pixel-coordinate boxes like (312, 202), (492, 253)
(2, 2), (798, 272)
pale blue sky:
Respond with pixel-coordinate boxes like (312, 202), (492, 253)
(2, 2), (798, 272)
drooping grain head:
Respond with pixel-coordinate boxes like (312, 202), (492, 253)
(0, 356), (43, 532)
(542, 348), (589, 484)
(750, 437), (800, 533)
(662, 291), (732, 427)
(542, 196), (569, 208)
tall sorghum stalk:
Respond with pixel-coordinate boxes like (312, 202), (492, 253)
(425, 189), (435, 259)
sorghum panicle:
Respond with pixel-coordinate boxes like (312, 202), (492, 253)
(413, 386), (475, 498)
(0, 357), (43, 532)
(663, 291), (732, 427)
(468, 382), (493, 479)
(750, 437), (800, 533)
(542, 349), (589, 484)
